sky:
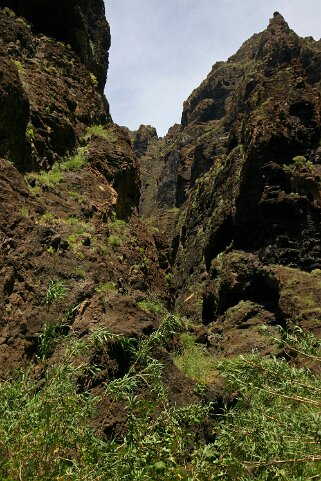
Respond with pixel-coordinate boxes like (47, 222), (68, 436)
(104, 0), (321, 137)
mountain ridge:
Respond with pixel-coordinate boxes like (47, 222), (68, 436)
(0, 5), (321, 474)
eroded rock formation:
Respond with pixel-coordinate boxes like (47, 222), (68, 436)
(1, 2), (321, 427)
(0, 4), (171, 390)
(139, 12), (321, 353)
(0, 0), (110, 91)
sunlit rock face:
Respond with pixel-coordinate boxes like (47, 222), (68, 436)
(0, 0), (110, 91)
(0, 1), (168, 382)
(137, 13), (321, 341)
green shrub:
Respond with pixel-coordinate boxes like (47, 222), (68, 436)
(101, 245), (110, 256)
(26, 151), (86, 191)
(38, 322), (68, 359)
(137, 298), (164, 314)
(67, 233), (84, 253)
(215, 327), (321, 480)
(56, 153), (86, 171)
(292, 155), (307, 164)
(0, 6), (16, 17)
(85, 125), (118, 143)
(3, 320), (321, 480)
(32, 170), (62, 187)
(45, 280), (68, 309)
(0, 317), (216, 480)
(96, 281), (117, 293)
(66, 216), (93, 235)
(0, 339), (99, 481)
(69, 191), (85, 204)
(107, 215), (130, 247)
(25, 121), (35, 139)
(13, 59), (24, 74)
(89, 72), (98, 87)
(39, 212), (56, 225)
(108, 234), (122, 247)
(19, 207), (29, 217)
(74, 266), (86, 279)
(174, 333), (217, 383)
(291, 155), (313, 170)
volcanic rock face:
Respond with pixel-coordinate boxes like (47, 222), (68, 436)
(1, 1), (321, 411)
(0, 4), (170, 383)
(0, 0), (110, 92)
(0, 7), (110, 170)
(139, 12), (321, 346)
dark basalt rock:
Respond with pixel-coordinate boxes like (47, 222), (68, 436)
(132, 125), (158, 158)
(0, 49), (30, 167)
(0, 9), (108, 169)
(0, 0), (110, 92)
(0, 2), (169, 387)
(86, 124), (141, 218)
(138, 13), (321, 344)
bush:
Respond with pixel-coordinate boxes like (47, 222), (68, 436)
(137, 298), (164, 314)
(108, 234), (122, 247)
(85, 125), (118, 143)
(0, 317), (216, 481)
(215, 327), (321, 480)
(290, 155), (313, 170)
(56, 154), (86, 171)
(174, 333), (217, 383)
(26, 150), (86, 191)
(29, 170), (62, 188)
(45, 279), (68, 309)
(0, 341), (101, 481)
(2, 321), (321, 480)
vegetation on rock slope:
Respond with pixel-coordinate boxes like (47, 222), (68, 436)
(1, 322), (321, 480)
(1, 4), (321, 480)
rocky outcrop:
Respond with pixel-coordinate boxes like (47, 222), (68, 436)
(0, 8), (109, 170)
(0, 4), (168, 380)
(139, 13), (321, 355)
(1, 0), (321, 404)
(0, 47), (30, 166)
(86, 124), (140, 218)
(132, 125), (158, 158)
(0, 0), (110, 91)
(174, 12), (321, 273)
(137, 124), (183, 218)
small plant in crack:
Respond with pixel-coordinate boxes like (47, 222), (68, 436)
(45, 280), (68, 310)
(39, 303), (79, 359)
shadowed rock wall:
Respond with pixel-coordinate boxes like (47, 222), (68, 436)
(0, 0), (110, 91)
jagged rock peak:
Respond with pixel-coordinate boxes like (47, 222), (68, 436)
(0, 0), (110, 91)
(181, 12), (305, 128)
(268, 11), (290, 32)
(132, 125), (158, 158)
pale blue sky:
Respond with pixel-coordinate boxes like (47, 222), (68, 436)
(105, 0), (321, 136)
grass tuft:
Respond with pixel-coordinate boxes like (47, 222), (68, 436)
(174, 333), (217, 383)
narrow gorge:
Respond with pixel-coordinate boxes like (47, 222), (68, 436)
(0, 2), (321, 479)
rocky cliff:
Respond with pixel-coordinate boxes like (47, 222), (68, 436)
(1, 2), (321, 445)
(2, 4), (321, 477)
(0, 2), (185, 410)
(139, 12), (321, 356)
(0, 0), (110, 92)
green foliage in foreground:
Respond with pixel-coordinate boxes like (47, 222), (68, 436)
(174, 332), (217, 383)
(45, 279), (68, 309)
(0, 316), (213, 481)
(1, 324), (321, 480)
(216, 327), (321, 480)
